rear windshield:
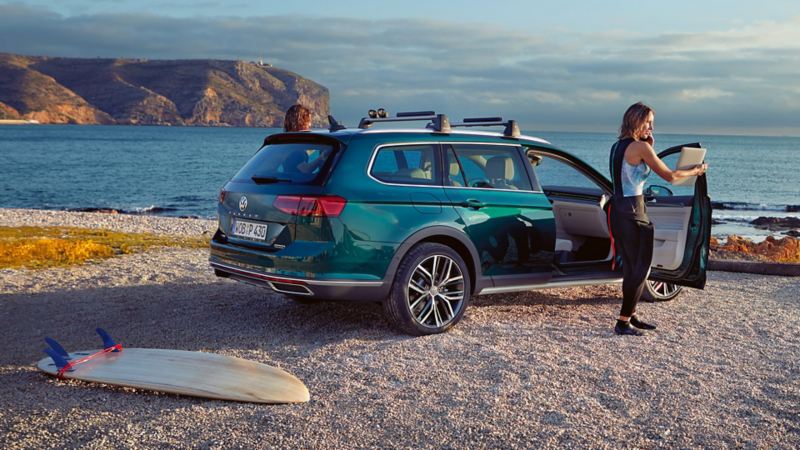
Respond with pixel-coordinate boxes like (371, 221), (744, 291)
(232, 143), (335, 184)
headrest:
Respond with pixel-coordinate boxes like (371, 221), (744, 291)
(486, 155), (514, 180)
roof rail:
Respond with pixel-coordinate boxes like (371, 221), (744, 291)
(358, 110), (451, 133)
(450, 117), (520, 138)
(327, 115), (346, 132)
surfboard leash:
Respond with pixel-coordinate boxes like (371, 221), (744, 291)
(55, 343), (123, 378)
(43, 328), (123, 379)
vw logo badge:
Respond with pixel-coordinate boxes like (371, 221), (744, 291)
(239, 196), (248, 212)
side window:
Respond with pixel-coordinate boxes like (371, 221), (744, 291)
(448, 144), (533, 190)
(370, 144), (438, 185)
(445, 148), (467, 187)
(531, 153), (604, 191)
(647, 152), (695, 197)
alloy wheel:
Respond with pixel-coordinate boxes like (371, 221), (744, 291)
(644, 280), (682, 301)
(406, 254), (465, 328)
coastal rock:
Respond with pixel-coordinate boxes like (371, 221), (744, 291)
(0, 101), (20, 119)
(0, 57), (114, 124)
(750, 216), (800, 230)
(0, 53), (329, 127)
(712, 235), (800, 263)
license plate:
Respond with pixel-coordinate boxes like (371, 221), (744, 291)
(231, 219), (268, 240)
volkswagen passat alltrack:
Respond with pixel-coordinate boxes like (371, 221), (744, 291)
(210, 111), (710, 335)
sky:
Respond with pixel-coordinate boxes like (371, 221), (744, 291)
(2, 1), (799, 136)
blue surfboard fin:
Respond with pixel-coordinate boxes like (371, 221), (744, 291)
(43, 347), (72, 371)
(44, 337), (70, 360)
(96, 328), (120, 351)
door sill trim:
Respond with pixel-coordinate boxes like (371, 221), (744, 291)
(477, 276), (622, 295)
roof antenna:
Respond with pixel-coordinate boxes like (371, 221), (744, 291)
(328, 115), (346, 132)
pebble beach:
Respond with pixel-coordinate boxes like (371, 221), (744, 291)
(1, 208), (799, 448)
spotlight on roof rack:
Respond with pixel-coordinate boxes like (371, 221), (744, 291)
(377, 108), (388, 118)
(368, 109), (377, 119)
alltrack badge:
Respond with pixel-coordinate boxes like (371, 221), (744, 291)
(239, 196), (248, 212)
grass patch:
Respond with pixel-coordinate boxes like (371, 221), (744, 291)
(0, 226), (210, 269)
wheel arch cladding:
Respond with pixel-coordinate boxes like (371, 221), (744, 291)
(385, 226), (481, 295)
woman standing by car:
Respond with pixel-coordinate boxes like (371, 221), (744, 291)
(609, 102), (708, 335)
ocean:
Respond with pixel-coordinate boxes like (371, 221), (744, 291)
(1, 125), (798, 240)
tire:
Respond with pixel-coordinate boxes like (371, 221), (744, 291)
(383, 242), (471, 336)
(642, 280), (683, 302)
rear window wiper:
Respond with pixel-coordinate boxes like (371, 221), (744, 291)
(251, 176), (292, 184)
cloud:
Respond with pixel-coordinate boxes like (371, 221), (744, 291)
(678, 88), (734, 102)
(0, 3), (798, 134)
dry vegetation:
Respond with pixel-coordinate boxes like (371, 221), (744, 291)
(0, 226), (209, 269)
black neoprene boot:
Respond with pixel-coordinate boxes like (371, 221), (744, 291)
(630, 315), (656, 330)
(614, 320), (644, 336)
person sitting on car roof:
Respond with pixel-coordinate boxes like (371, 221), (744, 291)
(281, 104), (328, 174)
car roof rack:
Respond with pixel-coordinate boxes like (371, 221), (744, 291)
(450, 116), (521, 138)
(359, 110), (451, 133)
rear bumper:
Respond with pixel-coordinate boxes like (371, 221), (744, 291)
(210, 260), (388, 300)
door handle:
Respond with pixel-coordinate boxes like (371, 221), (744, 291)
(460, 199), (485, 209)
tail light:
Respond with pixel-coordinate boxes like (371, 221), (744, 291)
(219, 189), (227, 203)
(274, 195), (347, 217)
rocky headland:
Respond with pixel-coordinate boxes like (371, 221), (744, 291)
(710, 235), (800, 263)
(0, 53), (329, 127)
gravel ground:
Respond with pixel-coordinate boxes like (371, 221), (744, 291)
(1, 209), (799, 449)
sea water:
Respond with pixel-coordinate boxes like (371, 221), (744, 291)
(1, 125), (798, 238)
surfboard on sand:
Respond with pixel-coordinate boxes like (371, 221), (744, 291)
(37, 329), (309, 404)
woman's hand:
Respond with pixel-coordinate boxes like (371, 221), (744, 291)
(643, 135), (654, 146)
(695, 163), (708, 175)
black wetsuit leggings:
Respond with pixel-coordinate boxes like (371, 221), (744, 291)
(610, 196), (654, 317)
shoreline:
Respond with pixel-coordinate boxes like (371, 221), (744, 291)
(1, 207), (797, 268)
(0, 208), (216, 238)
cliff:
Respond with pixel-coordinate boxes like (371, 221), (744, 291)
(0, 53), (329, 127)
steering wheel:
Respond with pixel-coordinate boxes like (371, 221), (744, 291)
(470, 179), (493, 188)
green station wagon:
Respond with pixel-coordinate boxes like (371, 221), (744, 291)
(210, 111), (710, 335)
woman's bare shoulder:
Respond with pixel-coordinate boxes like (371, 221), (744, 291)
(624, 140), (652, 163)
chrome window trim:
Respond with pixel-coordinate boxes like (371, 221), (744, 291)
(366, 141), (545, 194)
(367, 142), (441, 188)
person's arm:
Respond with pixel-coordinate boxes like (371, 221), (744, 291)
(639, 144), (708, 183)
(297, 149), (331, 173)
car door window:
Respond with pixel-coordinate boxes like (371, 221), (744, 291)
(447, 144), (532, 190)
(370, 144), (438, 185)
(530, 153), (604, 192)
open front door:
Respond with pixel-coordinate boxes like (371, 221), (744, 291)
(645, 143), (711, 289)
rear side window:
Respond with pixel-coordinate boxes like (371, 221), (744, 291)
(232, 143), (334, 184)
(370, 144), (439, 185)
(447, 144), (533, 190)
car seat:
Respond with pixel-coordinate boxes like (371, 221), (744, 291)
(448, 162), (464, 186)
(486, 155), (518, 190)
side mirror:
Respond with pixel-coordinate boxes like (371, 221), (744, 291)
(645, 185), (674, 197)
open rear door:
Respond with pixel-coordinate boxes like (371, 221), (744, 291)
(645, 143), (711, 289)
